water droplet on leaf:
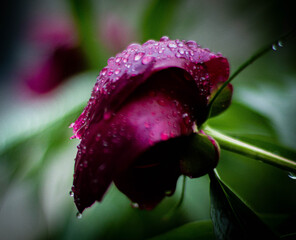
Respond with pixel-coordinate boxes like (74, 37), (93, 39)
(288, 172), (296, 180)
(278, 40), (284, 47)
(76, 212), (82, 219)
(69, 191), (74, 197)
(272, 44), (277, 51)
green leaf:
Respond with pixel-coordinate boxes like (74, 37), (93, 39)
(209, 84), (233, 118)
(140, 0), (181, 41)
(207, 101), (277, 138)
(148, 220), (215, 240)
(210, 171), (278, 240)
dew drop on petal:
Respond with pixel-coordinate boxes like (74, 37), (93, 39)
(161, 132), (169, 140)
(160, 36), (170, 41)
(101, 67), (108, 76)
(134, 52), (145, 61)
(141, 55), (153, 65)
(168, 43), (177, 49)
(69, 191), (74, 197)
(104, 111), (112, 120)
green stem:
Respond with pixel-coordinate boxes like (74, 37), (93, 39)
(208, 28), (296, 116)
(204, 126), (296, 172)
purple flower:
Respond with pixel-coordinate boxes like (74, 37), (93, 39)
(21, 18), (86, 94)
(70, 37), (231, 213)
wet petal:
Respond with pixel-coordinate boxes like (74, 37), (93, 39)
(71, 37), (229, 139)
(72, 69), (197, 212)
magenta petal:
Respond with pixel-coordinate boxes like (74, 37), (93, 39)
(71, 37), (229, 139)
(114, 142), (181, 210)
(72, 69), (196, 212)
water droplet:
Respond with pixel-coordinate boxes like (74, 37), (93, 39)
(108, 69), (113, 76)
(157, 99), (166, 106)
(99, 164), (106, 171)
(76, 212), (82, 219)
(69, 191), (74, 197)
(168, 43), (177, 49)
(115, 57), (122, 63)
(104, 111), (112, 120)
(186, 40), (197, 48)
(114, 69), (120, 75)
(161, 132), (169, 140)
(95, 133), (101, 141)
(131, 202), (139, 208)
(101, 67), (108, 76)
(134, 52), (145, 61)
(141, 55), (153, 65)
(272, 44), (277, 51)
(178, 48), (184, 54)
(288, 172), (296, 180)
(127, 43), (141, 50)
(160, 36), (170, 41)
(108, 57), (115, 65)
(278, 40), (284, 47)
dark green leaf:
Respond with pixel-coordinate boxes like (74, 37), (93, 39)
(148, 220), (215, 240)
(210, 171), (278, 240)
(208, 101), (277, 138)
(209, 84), (233, 118)
(140, 0), (181, 41)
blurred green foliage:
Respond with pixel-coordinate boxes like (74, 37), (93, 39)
(0, 0), (295, 239)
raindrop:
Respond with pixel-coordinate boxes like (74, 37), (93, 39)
(131, 202), (139, 208)
(278, 40), (284, 47)
(115, 57), (122, 63)
(95, 133), (101, 141)
(178, 48), (185, 54)
(272, 44), (277, 51)
(134, 52), (145, 61)
(288, 172), (296, 180)
(101, 67), (108, 76)
(142, 55), (153, 65)
(186, 40), (197, 48)
(160, 36), (170, 41)
(161, 132), (169, 141)
(104, 111), (112, 120)
(69, 191), (74, 197)
(168, 43), (177, 49)
(76, 212), (82, 219)
(108, 69), (113, 76)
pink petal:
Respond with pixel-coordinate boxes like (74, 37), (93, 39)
(72, 68), (196, 212)
(71, 37), (229, 139)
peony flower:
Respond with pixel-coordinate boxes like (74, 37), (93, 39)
(20, 18), (86, 94)
(70, 36), (231, 213)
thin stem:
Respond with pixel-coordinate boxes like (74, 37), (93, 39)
(204, 126), (296, 172)
(175, 175), (187, 209)
(208, 28), (296, 115)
